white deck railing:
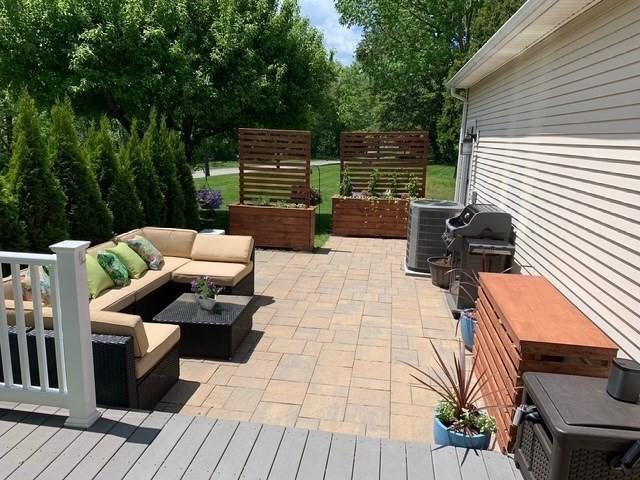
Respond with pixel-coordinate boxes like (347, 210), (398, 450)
(0, 241), (99, 428)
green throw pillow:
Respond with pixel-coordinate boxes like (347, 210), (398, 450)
(97, 250), (131, 287)
(126, 235), (165, 270)
(107, 242), (149, 279)
(86, 255), (114, 299)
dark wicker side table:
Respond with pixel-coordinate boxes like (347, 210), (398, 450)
(152, 293), (253, 359)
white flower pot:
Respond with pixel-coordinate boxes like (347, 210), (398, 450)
(196, 295), (216, 311)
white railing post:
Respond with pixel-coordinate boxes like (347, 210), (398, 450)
(49, 240), (99, 428)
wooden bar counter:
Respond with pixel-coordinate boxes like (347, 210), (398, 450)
(474, 273), (618, 452)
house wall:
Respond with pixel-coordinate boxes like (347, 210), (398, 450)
(464, 0), (640, 359)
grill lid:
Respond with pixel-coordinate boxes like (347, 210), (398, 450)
(535, 373), (640, 431)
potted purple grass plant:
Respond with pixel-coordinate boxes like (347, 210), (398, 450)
(191, 276), (223, 311)
(196, 188), (223, 212)
(408, 340), (496, 449)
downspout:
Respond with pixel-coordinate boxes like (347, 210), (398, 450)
(450, 88), (469, 204)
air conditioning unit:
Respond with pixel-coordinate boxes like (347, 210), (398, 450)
(405, 200), (463, 274)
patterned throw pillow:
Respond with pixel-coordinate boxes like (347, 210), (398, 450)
(97, 251), (131, 287)
(126, 235), (165, 270)
(20, 266), (51, 305)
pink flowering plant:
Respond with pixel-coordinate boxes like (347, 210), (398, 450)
(190, 276), (223, 299)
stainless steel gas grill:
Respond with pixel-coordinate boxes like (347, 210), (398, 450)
(442, 204), (515, 313)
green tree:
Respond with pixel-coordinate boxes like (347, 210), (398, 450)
(171, 131), (200, 230)
(143, 112), (185, 227)
(50, 100), (112, 244)
(86, 117), (144, 233)
(9, 92), (68, 252)
(0, 176), (26, 251)
(436, 0), (525, 162)
(336, 0), (524, 164)
(124, 120), (166, 226)
(0, 0), (335, 162)
(335, 64), (378, 131)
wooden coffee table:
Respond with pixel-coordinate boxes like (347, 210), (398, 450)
(153, 293), (253, 359)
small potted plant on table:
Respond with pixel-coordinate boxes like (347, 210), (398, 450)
(408, 340), (496, 449)
(191, 276), (223, 311)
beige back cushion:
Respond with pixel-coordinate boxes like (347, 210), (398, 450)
(4, 301), (148, 357)
(87, 240), (116, 258)
(2, 277), (14, 300)
(90, 310), (149, 357)
(190, 235), (254, 264)
(141, 227), (197, 258)
(115, 228), (144, 242)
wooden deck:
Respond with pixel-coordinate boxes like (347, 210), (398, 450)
(0, 405), (523, 480)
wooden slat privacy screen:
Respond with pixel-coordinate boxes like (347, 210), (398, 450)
(340, 131), (429, 196)
(239, 128), (312, 205)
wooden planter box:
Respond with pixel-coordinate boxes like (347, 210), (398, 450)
(229, 204), (316, 251)
(332, 197), (409, 238)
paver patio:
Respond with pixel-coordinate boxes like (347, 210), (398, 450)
(158, 236), (459, 443)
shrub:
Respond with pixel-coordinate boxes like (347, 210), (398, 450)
(171, 131), (200, 230)
(125, 120), (166, 226)
(339, 165), (353, 197)
(309, 187), (322, 206)
(389, 171), (400, 198)
(0, 176), (26, 251)
(142, 112), (184, 227)
(9, 92), (68, 252)
(50, 101), (113, 244)
(367, 168), (381, 197)
(87, 117), (144, 233)
(406, 174), (420, 198)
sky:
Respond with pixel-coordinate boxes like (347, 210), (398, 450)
(299, 0), (362, 65)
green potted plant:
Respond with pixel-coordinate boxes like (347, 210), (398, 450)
(408, 340), (496, 449)
(191, 276), (223, 311)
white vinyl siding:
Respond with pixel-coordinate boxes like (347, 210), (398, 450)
(464, 0), (640, 360)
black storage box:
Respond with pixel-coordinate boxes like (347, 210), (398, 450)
(514, 372), (640, 480)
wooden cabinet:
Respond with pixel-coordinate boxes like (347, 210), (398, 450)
(474, 273), (618, 452)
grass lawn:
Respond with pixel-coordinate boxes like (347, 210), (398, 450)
(194, 163), (455, 248)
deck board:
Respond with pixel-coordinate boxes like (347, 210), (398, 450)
(0, 407), (521, 480)
(93, 410), (172, 480)
(183, 419), (239, 480)
(67, 410), (150, 480)
(154, 416), (217, 480)
(211, 421), (261, 480)
(268, 427), (308, 480)
(456, 447), (490, 480)
(240, 423), (285, 479)
(325, 433), (356, 480)
(123, 413), (193, 480)
(0, 413), (64, 478)
(381, 440), (407, 480)
(296, 429), (332, 480)
(37, 409), (128, 479)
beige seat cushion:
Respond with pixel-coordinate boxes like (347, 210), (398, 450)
(90, 287), (136, 312)
(140, 227), (197, 258)
(171, 261), (253, 286)
(135, 323), (180, 379)
(3, 300), (36, 327)
(91, 310), (149, 357)
(190, 235), (254, 264)
(128, 270), (171, 302)
(162, 256), (191, 273)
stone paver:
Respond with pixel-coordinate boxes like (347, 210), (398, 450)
(160, 236), (459, 442)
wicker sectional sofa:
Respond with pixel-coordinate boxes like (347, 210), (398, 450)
(2, 227), (255, 409)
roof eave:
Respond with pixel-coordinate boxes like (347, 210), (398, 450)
(447, 0), (603, 90)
